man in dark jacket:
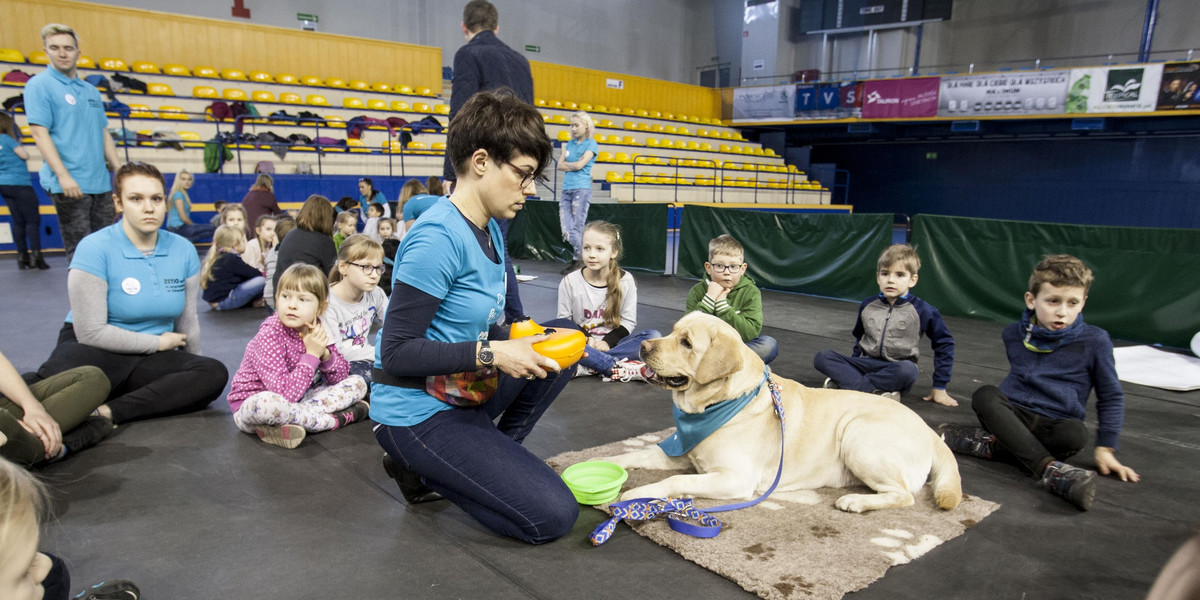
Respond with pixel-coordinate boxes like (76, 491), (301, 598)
(442, 0), (534, 323)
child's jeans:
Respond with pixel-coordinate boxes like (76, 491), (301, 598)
(747, 335), (779, 365)
(812, 350), (917, 394)
(971, 385), (1089, 476)
(558, 189), (592, 260)
(233, 375), (367, 433)
(215, 276), (266, 310)
(577, 329), (662, 373)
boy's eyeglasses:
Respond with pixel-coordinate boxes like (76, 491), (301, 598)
(707, 263), (744, 273)
(501, 159), (548, 188)
(348, 262), (385, 276)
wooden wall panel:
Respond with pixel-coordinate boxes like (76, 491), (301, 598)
(0, 0), (443, 93)
(530, 61), (722, 120)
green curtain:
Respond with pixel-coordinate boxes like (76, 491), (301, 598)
(508, 200), (668, 272)
(678, 205), (893, 301)
(912, 214), (1200, 348)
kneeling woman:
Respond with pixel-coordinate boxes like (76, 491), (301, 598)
(33, 162), (229, 424)
(372, 91), (578, 544)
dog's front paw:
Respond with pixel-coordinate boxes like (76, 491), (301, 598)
(620, 483), (666, 501)
(835, 494), (868, 513)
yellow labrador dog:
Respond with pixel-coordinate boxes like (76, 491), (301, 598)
(604, 312), (961, 513)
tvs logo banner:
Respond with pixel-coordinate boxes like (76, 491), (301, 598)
(794, 81), (862, 119)
(938, 71), (1070, 117)
(860, 77), (940, 118)
(1066, 65), (1163, 113)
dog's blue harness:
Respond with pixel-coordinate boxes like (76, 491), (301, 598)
(590, 366), (787, 545)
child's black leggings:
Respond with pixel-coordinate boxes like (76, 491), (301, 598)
(971, 385), (1090, 477)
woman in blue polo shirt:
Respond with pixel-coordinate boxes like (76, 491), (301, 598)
(0, 113), (48, 270)
(357, 177), (388, 221)
(33, 162), (229, 424)
(372, 91), (578, 544)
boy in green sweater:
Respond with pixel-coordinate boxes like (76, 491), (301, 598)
(685, 235), (778, 364)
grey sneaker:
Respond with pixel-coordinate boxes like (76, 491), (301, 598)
(822, 377), (839, 389)
(937, 423), (996, 459)
(1040, 460), (1097, 511)
(73, 579), (140, 599)
(878, 390), (901, 402)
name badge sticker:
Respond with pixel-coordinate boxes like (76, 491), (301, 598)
(121, 277), (141, 295)
(65, 93), (77, 106)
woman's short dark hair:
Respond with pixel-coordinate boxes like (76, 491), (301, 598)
(446, 90), (552, 180)
(296, 194), (334, 236)
(113, 162), (166, 198)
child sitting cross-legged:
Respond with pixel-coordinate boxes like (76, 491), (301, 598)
(812, 243), (957, 405)
(685, 234), (778, 364)
(200, 226), (266, 311)
(333, 211), (357, 251)
(552, 221), (660, 382)
(227, 263), (369, 448)
(362, 203), (385, 242)
(939, 254), (1139, 511)
(321, 235), (388, 382)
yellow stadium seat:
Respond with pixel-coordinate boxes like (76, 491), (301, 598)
(550, 115), (569, 124)
(550, 99), (563, 108)
(194, 66), (218, 78)
(597, 152), (613, 162)
(76, 56), (95, 69)
(751, 147), (765, 156)
(280, 92), (303, 104)
(306, 95), (330, 106)
(100, 58), (129, 71)
(432, 142), (446, 151)
(0, 48), (24, 63)
(660, 139), (675, 148)
(343, 97), (365, 109)
(593, 134), (607, 144)
(324, 115), (345, 127)
(614, 152), (631, 163)
(580, 103), (593, 111)
(301, 75), (323, 87)
(391, 101), (410, 111)
(624, 108), (636, 115)
(622, 136), (638, 146)
(651, 124), (665, 133)
(367, 99), (387, 110)
(764, 148), (776, 157)
(435, 104), (450, 115)
(676, 114), (688, 122)
(417, 87), (433, 96)
(371, 82), (391, 92)
(645, 138), (660, 147)
(28, 51), (48, 65)
(697, 129), (709, 137)
(663, 113), (675, 120)
(128, 104), (153, 118)
(678, 127), (691, 136)
(637, 123), (651, 131)
(162, 64), (189, 76)
(699, 142), (713, 151)
(397, 85), (414, 94)
(276, 73), (298, 84)
(609, 106), (621, 114)
(326, 77), (347, 88)
(147, 83), (174, 96)
(221, 68), (247, 81)
(565, 102), (578, 110)
(719, 144), (732, 153)
(346, 139), (369, 152)
(686, 141), (700, 150)
(637, 109), (649, 117)
(244, 71), (271, 83)
(407, 141), (428, 150)
(348, 80), (369, 90)
(594, 105), (607, 113)
(535, 98), (547, 106)
(157, 106), (187, 120)
(131, 61), (159, 74)
(251, 90), (275, 102)
(413, 102), (431, 112)
(720, 131), (733, 139)
(193, 86), (218, 98)
(556, 130), (570, 142)
(222, 88), (248, 101)
(179, 131), (201, 140)
(623, 122), (637, 130)
(605, 172), (621, 183)
(599, 119), (614, 128)
(663, 125), (677, 134)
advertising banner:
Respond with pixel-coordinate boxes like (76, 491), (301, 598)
(938, 71), (1070, 117)
(860, 77), (940, 119)
(795, 81), (862, 119)
(1066, 64), (1163, 113)
(1156, 61), (1200, 110)
(732, 84), (796, 120)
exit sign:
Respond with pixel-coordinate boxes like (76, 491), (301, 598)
(297, 12), (318, 22)
(525, 44), (540, 53)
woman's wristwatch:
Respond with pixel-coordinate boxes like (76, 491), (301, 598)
(478, 340), (495, 367)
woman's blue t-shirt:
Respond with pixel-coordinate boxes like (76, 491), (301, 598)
(65, 223), (201, 335)
(0, 135), (32, 187)
(370, 199), (506, 426)
(359, 190), (386, 217)
(562, 138), (599, 190)
(166, 190), (189, 228)
(402, 194), (444, 222)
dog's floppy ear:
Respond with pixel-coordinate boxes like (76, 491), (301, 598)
(694, 323), (745, 384)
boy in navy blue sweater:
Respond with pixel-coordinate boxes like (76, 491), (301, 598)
(813, 244), (958, 407)
(941, 254), (1139, 511)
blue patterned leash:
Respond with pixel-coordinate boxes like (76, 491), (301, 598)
(590, 376), (787, 545)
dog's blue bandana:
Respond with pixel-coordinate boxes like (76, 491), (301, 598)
(657, 366), (771, 457)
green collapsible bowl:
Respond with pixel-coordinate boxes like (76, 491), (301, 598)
(561, 461), (629, 505)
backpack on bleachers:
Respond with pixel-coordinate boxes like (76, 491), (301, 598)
(84, 74), (111, 92)
(207, 101), (233, 121)
(408, 116), (444, 134)
(111, 73), (148, 94)
(2, 70), (31, 85)
(104, 99), (131, 118)
(2, 94), (22, 111)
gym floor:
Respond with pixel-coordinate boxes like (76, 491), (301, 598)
(6, 255), (1197, 600)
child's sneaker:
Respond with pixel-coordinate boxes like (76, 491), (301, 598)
(73, 579), (141, 599)
(1040, 460), (1097, 511)
(336, 401), (371, 428)
(937, 423), (996, 459)
(604, 359), (649, 382)
(573, 365), (595, 378)
(822, 378), (839, 389)
(62, 415), (116, 455)
(876, 390), (902, 402)
(255, 424), (306, 449)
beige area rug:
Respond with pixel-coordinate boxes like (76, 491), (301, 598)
(547, 429), (1000, 600)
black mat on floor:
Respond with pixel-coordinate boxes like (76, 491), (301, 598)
(4, 255), (1197, 600)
